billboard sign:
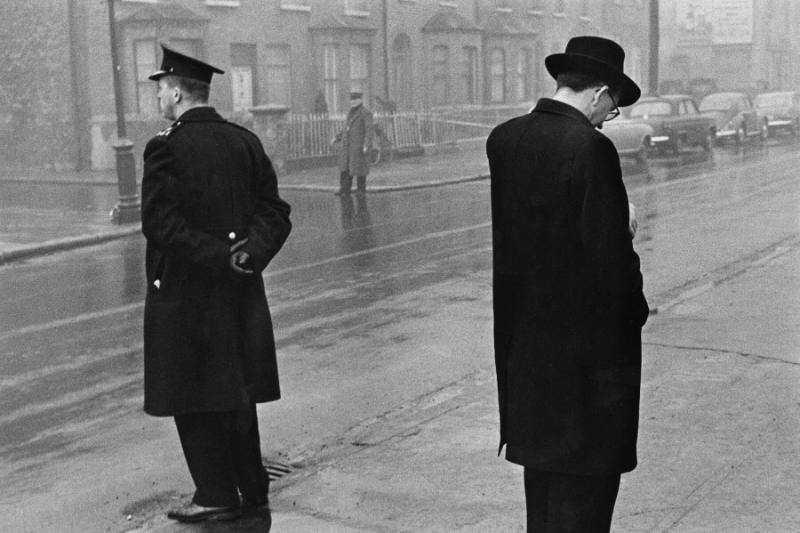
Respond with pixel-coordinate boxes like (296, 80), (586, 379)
(676, 0), (753, 46)
(711, 0), (754, 44)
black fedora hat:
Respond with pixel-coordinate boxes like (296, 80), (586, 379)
(545, 36), (641, 106)
(149, 44), (224, 84)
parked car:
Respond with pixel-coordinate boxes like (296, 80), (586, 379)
(699, 92), (768, 145)
(621, 95), (715, 154)
(753, 91), (800, 137)
(601, 119), (653, 162)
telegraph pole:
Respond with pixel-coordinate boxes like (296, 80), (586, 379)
(107, 0), (141, 224)
(648, 0), (660, 95)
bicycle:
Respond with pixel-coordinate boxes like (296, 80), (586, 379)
(370, 123), (394, 165)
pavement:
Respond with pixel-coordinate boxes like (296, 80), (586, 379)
(0, 140), (489, 265)
(124, 241), (800, 532)
(3, 141), (799, 531)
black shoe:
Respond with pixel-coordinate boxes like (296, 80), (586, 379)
(166, 502), (241, 522)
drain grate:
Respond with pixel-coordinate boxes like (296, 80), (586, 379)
(264, 460), (293, 481)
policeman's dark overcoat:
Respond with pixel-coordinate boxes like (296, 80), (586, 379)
(487, 98), (649, 475)
(141, 106), (292, 417)
(337, 104), (373, 177)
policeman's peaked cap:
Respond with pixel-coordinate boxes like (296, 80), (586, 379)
(149, 44), (224, 84)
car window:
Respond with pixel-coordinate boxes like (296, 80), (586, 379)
(685, 100), (699, 114)
(755, 93), (792, 108)
(699, 94), (735, 111)
(629, 101), (672, 117)
(740, 97), (751, 109)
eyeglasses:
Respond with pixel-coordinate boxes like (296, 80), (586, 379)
(604, 89), (620, 122)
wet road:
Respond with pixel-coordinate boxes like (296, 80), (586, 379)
(1, 139), (799, 531)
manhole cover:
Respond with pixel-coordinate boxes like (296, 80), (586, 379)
(265, 460), (292, 481)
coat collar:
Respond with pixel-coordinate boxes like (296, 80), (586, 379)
(531, 98), (592, 128)
(176, 106), (226, 123)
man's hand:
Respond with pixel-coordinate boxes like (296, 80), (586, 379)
(628, 202), (638, 238)
(229, 238), (254, 276)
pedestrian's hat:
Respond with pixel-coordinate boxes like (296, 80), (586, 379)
(349, 91), (363, 99)
(545, 36), (641, 106)
(149, 44), (224, 84)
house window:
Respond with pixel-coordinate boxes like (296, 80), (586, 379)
(431, 45), (449, 106)
(134, 39), (157, 116)
(265, 45), (291, 106)
(517, 48), (532, 101)
(345, 0), (370, 16)
(231, 44), (257, 112)
(349, 45), (370, 101)
(323, 44), (338, 113)
(490, 48), (505, 103)
(462, 46), (479, 104)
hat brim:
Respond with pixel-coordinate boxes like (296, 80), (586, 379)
(545, 53), (641, 106)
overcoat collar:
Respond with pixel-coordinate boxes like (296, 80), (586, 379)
(176, 106), (226, 123)
(531, 98), (593, 128)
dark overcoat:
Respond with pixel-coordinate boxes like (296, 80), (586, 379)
(486, 98), (649, 475)
(141, 106), (292, 417)
(337, 104), (373, 177)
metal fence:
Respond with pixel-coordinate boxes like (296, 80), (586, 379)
(286, 110), (500, 160)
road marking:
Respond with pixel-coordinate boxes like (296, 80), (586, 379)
(0, 222), (492, 341)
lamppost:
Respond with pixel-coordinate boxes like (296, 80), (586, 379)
(107, 0), (141, 224)
(648, 0), (660, 96)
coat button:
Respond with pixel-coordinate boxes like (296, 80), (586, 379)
(228, 232), (236, 241)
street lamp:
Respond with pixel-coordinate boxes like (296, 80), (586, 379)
(107, 0), (141, 224)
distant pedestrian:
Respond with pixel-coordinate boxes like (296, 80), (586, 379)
(140, 45), (292, 523)
(486, 36), (649, 532)
(333, 91), (373, 195)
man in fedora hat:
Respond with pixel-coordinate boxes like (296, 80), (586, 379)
(333, 91), (373, 195)
(486, 36), (649, 531)
(141, 44), (292, 522)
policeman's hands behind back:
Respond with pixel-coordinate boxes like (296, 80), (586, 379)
(229, 238), (254, 276)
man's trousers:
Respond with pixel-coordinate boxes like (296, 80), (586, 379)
(174, 404), (269, 508)
(524, 468), (621, 533)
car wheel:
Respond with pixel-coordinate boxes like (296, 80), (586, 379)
(672, 135), (683, 155)
(702, 129), (714, 151)
(735, 125), (745, 146)
(635, 137), (650, 163)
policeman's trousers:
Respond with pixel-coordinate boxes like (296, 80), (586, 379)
(174, 404), (269, 507)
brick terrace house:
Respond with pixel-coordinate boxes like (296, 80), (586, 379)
(0, 0), (649, 170)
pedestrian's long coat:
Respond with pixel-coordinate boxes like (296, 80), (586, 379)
(486, 98), (649, 475)
(337, 104), (373, 177)
(141, 106), (292, 416)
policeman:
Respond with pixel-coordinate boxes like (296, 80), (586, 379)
(141, 45), (292, 523)
(333, 91), (373, 195)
